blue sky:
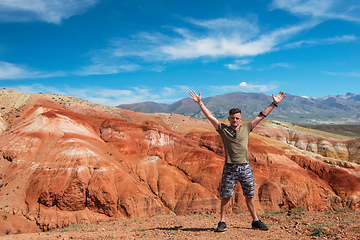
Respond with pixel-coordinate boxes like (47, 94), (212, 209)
(0, 0), (359, 106)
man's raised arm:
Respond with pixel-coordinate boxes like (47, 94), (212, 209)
(251, 91), (286, 129)
(189, 90), (219, 130)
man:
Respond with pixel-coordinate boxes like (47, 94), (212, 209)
(188, 90), (286, 232)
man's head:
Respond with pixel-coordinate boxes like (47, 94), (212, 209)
(228, 108), (242, 129)
(229, 108), (241, 115)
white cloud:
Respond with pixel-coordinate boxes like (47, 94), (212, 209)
(323, 71), (360, 78)
(110, 32), (173, 60)
(271, 0), (360, 22)
(283, 35), (357, 49)
(271, 0), (332, 17)
(0, 61), (139, 79)
(350, 72), (360, 78)
(102, 18), (315, 64)
(210, 82), (278, 94)
(77, 2), (359, 76)
(0, 61), (62, 79)
(75, 63), (141, 76)
(162, 86), (192, 97)
(238, 82), (277, 92)
(270, 62), (292, 69)
(226, 60), (292, 71)
(3, 1), (356, 78)
(0, 0), (99, 24)
(5, 84), (195, 106)
(239, 82), (248, 87)
(0, 62), (29, 79)
(13, 84), (65, 95)
(186, 17), (260, 39)
(324, 35), (358, 43)
(225, 59), (252, 70)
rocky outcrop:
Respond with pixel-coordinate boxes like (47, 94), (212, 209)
(0, 210), (40, 236)
(0, 96), (223, 232)
(186, 129), (360, 214)
(253, 125), (360, 164)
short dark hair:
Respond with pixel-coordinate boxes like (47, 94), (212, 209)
(229, 108), (241, 115)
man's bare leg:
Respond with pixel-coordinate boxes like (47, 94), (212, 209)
(215, 197), (231, 232)
(246, 196), (269, 230)
(220, 197), (231, 222)
(245, 196), (258, 221)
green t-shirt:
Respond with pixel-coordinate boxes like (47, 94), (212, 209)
(217, 121), (253, 164)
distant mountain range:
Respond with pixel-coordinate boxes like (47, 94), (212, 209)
(117, 92), (360, 125)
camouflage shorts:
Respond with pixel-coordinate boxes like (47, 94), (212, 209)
(219, 163), (255, 198)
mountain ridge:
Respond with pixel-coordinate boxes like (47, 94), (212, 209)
(117, 92), (360, 125)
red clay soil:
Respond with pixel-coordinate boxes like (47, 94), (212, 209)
(1, 210), (359, 239)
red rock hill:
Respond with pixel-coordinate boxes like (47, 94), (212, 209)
(0, 89), (359, 235)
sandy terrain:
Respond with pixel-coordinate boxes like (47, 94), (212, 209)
(2, 209), (359, 239)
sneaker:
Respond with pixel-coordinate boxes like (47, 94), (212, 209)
(215, 221), (227, 232)
(252, 220), (269, 231)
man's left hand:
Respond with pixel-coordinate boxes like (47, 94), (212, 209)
(272, 91), (286, 104)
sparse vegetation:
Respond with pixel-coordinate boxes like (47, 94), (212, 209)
(151, 211), (163, 217)
(289, 206), (308, 215)
(325, 210), (336, 214)
(132, 227), (147, 232)
(332, 206), (355, 213)
(2, 215), (7, 220)
(60, 224), (83, 232)
(300, 124), (360, 139)
(260, 209), (286, 218)
(232, 208), (244, 214)
(1, 211), (358, 238)
(310, 227), (323, 236)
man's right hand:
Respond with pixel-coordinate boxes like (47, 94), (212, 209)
(189, 90), (202, 104)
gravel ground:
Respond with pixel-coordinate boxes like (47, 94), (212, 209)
(2, 209), (359, 239)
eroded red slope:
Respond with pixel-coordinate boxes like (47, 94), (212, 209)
(0, 91), (359, 235)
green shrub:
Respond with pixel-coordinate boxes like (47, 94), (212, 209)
(311, 227), (323, 236)
(60, 224), (83, 232)
(289, 206), (308, 214)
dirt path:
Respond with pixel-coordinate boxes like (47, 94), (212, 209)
(1, 210), (359, 239)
